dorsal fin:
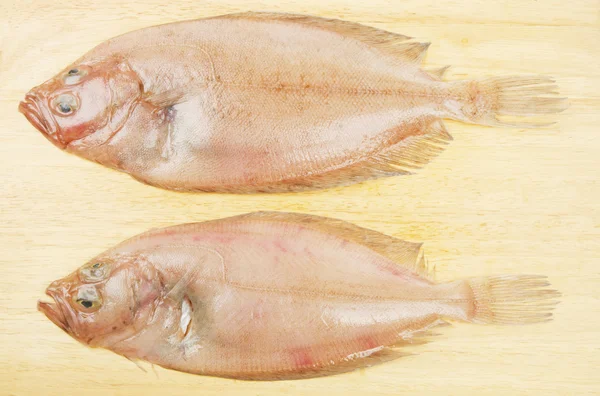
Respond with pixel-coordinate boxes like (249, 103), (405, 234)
(216, 12), (430, 65)
(234, 211), (434, 281)
(425, 66), (450, 81)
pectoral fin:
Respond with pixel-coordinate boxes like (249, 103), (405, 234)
(144, 88), (192, 109)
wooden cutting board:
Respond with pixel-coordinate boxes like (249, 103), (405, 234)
(1, 1), (598, 395)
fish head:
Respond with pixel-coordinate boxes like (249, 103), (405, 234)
(19, 57), (143, 149)
(38, 254), (162, 348)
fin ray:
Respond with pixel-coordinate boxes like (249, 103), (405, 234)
(467, 275), (561, 325)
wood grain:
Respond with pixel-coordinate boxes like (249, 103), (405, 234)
(1, 1), (598, 395)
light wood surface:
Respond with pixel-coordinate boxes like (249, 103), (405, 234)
(1, 1), (598, 395)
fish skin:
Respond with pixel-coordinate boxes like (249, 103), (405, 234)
(19, 12), (566, 193)
(38, 212), (559, 380)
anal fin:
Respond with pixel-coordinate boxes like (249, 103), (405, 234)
(251, 317), (449, 380)
(372, 119), (453, 173)
(268, 119), (452, 193)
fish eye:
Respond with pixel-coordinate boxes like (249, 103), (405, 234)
(53, 94), (78, 116)
(59, 102), (72, 113)
(64, 66), (88, 85)
(79, 261), (109, 283)
(72, 286), (102, 312)
(77, 299), (94, 308)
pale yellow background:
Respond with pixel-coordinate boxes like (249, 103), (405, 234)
(1, 1), (598, 395)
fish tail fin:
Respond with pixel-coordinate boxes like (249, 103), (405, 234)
(466, 275), (561, 325)
(448, 76), (568, 127)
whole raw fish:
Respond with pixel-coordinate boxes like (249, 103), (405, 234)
(19, 12), (566, 193)
(38, 212), (559, 380)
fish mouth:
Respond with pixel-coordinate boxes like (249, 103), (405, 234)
(19, 94), (64, 148)
(38, 290), (70, 333)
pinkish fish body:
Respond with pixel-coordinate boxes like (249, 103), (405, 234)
(19, 12), (566, 193)
(39, 212), (559, 380)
